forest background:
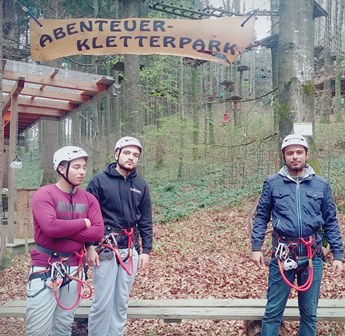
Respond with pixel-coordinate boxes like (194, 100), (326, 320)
(1, 0), (345, 219)
(1, 0), (345, 335)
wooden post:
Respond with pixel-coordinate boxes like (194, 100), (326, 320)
(7, 96), (18, 244)
(7, 78), (25, 244)
(16, 188), (36, 241)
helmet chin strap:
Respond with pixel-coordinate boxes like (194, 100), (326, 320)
(58, 162), (77, 189)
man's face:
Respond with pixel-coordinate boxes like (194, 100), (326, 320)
(58, 157), (87, 186)
(283, 144), (309, 176)
(116, 145), (140, 172)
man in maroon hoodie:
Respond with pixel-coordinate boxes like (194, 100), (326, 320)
(26, 146), (104, 336)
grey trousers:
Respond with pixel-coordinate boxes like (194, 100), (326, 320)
(88, 248), (139, 336)
(26, 266), (81, 336)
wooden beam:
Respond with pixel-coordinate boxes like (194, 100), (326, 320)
(63, 85), (113, 120)
(3, 112), (10, 122)
(14, 96), (78, 111)
(2, 77), (25, 116)
(2, 299), (345, 321)
(18, 107), (66, 118)
(3, 70), (108, 93)
(39, 68), (59, 90)
(2, 108), (66, 139)
(2, 84), (90, 104)
(50, 69), (59, 78)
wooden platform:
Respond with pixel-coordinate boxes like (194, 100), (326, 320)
(1, 299), (345, 323)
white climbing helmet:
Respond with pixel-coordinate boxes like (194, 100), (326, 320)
(115, 136), (142, 153)
(281, 134), (309, 151)
(53, 146), (88, 171)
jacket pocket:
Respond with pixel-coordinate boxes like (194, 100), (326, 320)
(305, 190), (324, 212)
(306, 190), (323, 200)
(272, 189), (291, 212)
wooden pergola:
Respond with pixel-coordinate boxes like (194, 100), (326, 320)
(1, 59), (115, 243)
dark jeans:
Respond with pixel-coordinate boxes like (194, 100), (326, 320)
(262, 256), (323, 336)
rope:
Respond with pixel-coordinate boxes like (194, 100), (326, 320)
(276, 237), (314, 292)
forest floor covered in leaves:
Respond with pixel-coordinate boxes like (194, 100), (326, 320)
(1, 198), (345, 336)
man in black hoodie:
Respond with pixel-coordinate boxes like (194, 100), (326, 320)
(85, 136), (153, 336)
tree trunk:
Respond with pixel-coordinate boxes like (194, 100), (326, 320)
(118, 0), (143, 138)
(192, 68), (199, 161)
(277, 0), (315, 140)
(105, 64), (113, 160)
(0, 0), (6, 266)
(271, 0), (279, 131)
(321, 0), (332, 123)
(334, 0), (344, 122)
(123, 54), (142, 137)
(232, 0), (241, 126)
(40, 120), (59, 185)
(3, 0), (16, 58)
(206, 64), (214, 145)
(40, 1), (63, 185)
(177, 59), (185, 179)
(155, 106), (164, 169)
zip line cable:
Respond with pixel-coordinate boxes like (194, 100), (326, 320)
(16, 0), (43, 28)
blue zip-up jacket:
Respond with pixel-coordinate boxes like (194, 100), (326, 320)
(86, 162), (153, 254)
(251, 164), (343, 260)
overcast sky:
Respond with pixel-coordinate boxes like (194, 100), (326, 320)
(208, 0), (272, 39)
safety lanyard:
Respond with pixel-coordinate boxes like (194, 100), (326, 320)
(275, 237), (314, 292)
(99, 228), (134, 275)
(47, 249), (93, 310)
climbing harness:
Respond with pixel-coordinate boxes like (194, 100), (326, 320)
(29, 249), (93, 310)
(275, 236), (315, 292)
(47, 249), (93, 310)
(97, 228), (134, 275)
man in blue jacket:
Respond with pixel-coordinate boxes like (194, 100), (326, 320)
(85, 136), (152, 336)
(251, 134), (343, 336)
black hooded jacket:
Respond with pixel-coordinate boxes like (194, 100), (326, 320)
(86, 162), (152, 254)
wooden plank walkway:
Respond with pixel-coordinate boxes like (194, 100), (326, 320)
(1, 299), (345, 323)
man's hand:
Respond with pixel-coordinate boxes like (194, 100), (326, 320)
(86, 245), (100, 267)
(84, 218), (91, 228)
(138, 253), (150, 271)
(332, 260), (343, 277)
(252, 251), (265, 269)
